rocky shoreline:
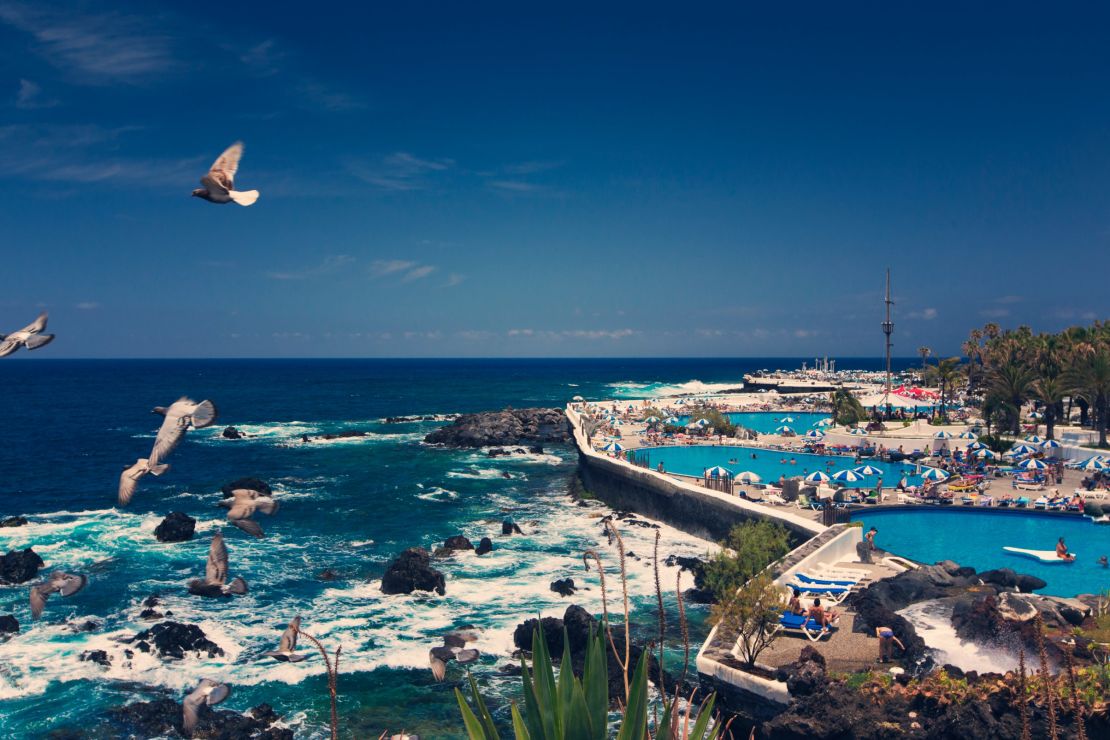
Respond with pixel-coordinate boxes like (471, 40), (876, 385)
(424, 407), (572, 448)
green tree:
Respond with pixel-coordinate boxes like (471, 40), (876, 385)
(1066, 349), (1110, 448)
(829, 387), (867, 426)
(688, 406), (736, 436)
(926, 357), (964, 422)
(918, 346), (932, 378)
(709, 573), (784, 667)
(1032, 375), (1067, 441)
(989, 361), (1036, 434)
(702, 520), (791, 602)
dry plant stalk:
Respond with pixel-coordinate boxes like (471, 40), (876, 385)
(676, 570), (690, 691)
(1064, 646), (1088, 740)
(583, 547), (624, 683)
(653, 530), (666, 705)
(1018, 646), (1031, 740)
(1034, 615), (1058, 740)
(296, 627), (342, 740)
(605, 520), (632, 703)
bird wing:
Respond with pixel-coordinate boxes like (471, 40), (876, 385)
(226, 500), (256, 520)
(0, 338), (21, 357)
(278, 623), (298, 652)
(206, 142), (243, 190)
(182, 686), (206, 733)
(118, 462), (144, 506)
(206, 534), (228, 584)
(428, 650), (447, 682)
(56, 572), (87, 597)
(205, 681), (230, 706)
(231, 518), (264, 538)
(455, 648), (480, 664)
(29, 584), (51, 619)
(18, 312), (48, 334)
(24, 333), (54, 350)
(189, 400), (218, 429)
(254, 497), (279, 515)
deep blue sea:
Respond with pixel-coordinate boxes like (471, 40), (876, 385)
(0, 357), (910, 738)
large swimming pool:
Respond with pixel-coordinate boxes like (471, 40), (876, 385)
(852, 509), (1110, 597)
(633, 444), (922, 487)
(672, 411), (827, 435)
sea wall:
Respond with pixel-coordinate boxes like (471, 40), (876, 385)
(567, 405), (824, 543)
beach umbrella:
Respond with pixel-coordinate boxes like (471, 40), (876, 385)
(1040, 439), (1062, 450)
(1009, 443), (1037, 456)
(695, 418), (710, 427)
(848, 427), (869, 436)
(975, 448), (997, 459)
(967, 441), (986, 451)
(815, 418), (833, 427)
(1024, 435), (1044, 444)
(572, 395), (585, 402)
(704, 465), (732, 477)
(609, 419), (623, 427)
(643, 416), (661, 424)
(804, 471), (832, 484)
(735, 471), (762, 484)
(1076, 457), (1109, 471)
(957, 431), (978, 440)
(933, 431), (954, 440)
(1018, 458), (1048, 471)
(920, 467), (949, 481)
(775, 425), (795, 434)
(853, 465), (884, 476)
(664, 416), (680, 425)
(600, 442), (624, 453)
(832, 469), (864, 483)
(804, 430), (826, 439)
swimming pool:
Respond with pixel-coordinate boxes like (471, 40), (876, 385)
(671, 411), (827, 435)
(852, 508), (1110, 597)
(633, 444), (922, 487)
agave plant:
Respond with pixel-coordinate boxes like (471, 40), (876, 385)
(456, 623), (727, 740)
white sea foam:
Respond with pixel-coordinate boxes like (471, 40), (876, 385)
(415, 486), (459, 502)
(446, 468), (520, 480)
(899, 599), (1021, 673)
(607, 379), (747, 398)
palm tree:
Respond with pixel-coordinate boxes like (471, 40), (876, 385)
(926, 357), (963, 422)
(829, 388), (866, 426)
(1065, 349), (1110, 448)
(1032, 375), (1067, 440)
(989, 361), (1036, 435)
(918, 346), (932, 380)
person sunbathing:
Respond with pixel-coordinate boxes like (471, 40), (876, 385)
(808, 598), (837, 628)
(1056, 537), (1076, 562)
(787, 588), (807, 616)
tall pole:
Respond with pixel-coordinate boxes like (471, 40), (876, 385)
(882, 269), (894, 400)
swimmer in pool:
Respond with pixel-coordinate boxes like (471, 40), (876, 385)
(1098, 555), (1108, 568)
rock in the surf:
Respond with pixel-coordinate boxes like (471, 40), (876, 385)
(380, 547), (446, 596)
(0, 548), (44, 584)
(502, 518), (524, 535)
(550, 578), (577, 597)
(221, 426), (244, 439)
(441, 535), (474, 552)
(221, 477), (272, 498)
(0, 614), (19, 635)
(424, 407), (571, 448)
(80, 649), (112, 667)
(129, 621), (224, 660)
(107, 699), (292, 739)
(0, 516), (28, 527)
(475, 537), (494, 556)
(153, 511), (196, 543)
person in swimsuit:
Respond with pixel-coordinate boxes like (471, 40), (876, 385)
(787, 588), (807, 616)
(1056, 537), (1075, 561)
(876, 626), (905, 663)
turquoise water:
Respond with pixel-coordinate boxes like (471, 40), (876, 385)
(671, 412), (827, 435)
(634, 445), (921, 487)
(852, 509), (1110, 597)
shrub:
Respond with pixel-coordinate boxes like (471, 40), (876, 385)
(702, 520), (791, 602)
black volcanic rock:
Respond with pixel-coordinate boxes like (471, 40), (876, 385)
(80, 649), (111, 667)
(221, 426), (244, 439)
(129, 621), (224, 660)
(550, 578), (577, 597)
(0, 516), (28, 527)
(0, 614), (18, 635)
(108, 698), (292, 740)
(153, 511), (196, 543)
(221, 477), (271, 498)
(475, 537), (494, 556)
(424, 407), (571, 448)
(442, 535), (474, 552)
(380, 547), (446, 596)
(502, 518), (524, 535)
(0, 548), (44, 584)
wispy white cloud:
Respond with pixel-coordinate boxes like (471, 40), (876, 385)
(907, 307), (938, 320)
(445, 273), (466, 287)
(369, 259), (417, 276)
(296, 80), (365, 112)
(267, 255), (355, 280)
(14, 79), (58, 109)
(0, 2), (176, 84)
(238, 39), (285, 76)
(347, 152), (454, 191)
(488, 180), (542, 193)
(75, 301), (99, 310)
(402, 265), (436, 282)
(506, 328), (639, 341)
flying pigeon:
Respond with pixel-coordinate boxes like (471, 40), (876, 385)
(263, 615), (308, 662)
(192, 142), (259, 206)
(118, 457), (169, 506)
(0, 312), (54, 357)
(150, 397), (218, 463)
(219, 488), (279, 538)
(188, 531), (248, 597)
(182, 678), (231, 734)
(428, 628), (480, 681)
(30, 571), (87, 619)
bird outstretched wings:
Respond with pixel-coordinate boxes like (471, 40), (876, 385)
(182, 678), (230, 733)
(205, 533), (228, 585)
(150, 398), (217, 463)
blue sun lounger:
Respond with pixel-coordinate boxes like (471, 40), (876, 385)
(794, 573), (858, 588)
(787, 582), (851, 603)
(776, 611), (834, 642)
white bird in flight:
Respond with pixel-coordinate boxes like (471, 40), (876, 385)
(0, 312), (55, 357)
(218, 488), (279, 538)
(118, 457), (170, 506)
(150, 397), (218, 463)
(263, 615), (308, 662)
(188, 531), (248, 597)
(191, 142), (259, 206)
(181, 678), (231, 734)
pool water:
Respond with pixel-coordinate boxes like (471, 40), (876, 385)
(633, 444), (922, 487)
(671, 411), (827, 435)
(853, 508), (1110, 597)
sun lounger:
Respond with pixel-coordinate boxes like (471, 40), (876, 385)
(775, 611), (835, 642)
(1015, 496), (1030, 508)
(1034, 497), (1048, 509)
(786, 583), (851, 603)
(814, 563), (872, 582)
(794, 572), (859, 587)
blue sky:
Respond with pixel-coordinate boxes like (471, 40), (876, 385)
(1, 1), (1108, 358)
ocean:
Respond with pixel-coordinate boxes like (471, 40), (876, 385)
(0, 357), (911, 738)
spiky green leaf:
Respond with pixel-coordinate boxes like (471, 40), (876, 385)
(455, 687), (492, 739)
(583, 625), (608, 739)
(520, 654), (546, 739)
(467, 671), (501, 739)
(529, 625), (559, 740)
(565, 679), (595, 740)
(687, 693), (719, 739)
(511, 702), (533, 740)
(614, 651), (649, 740)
